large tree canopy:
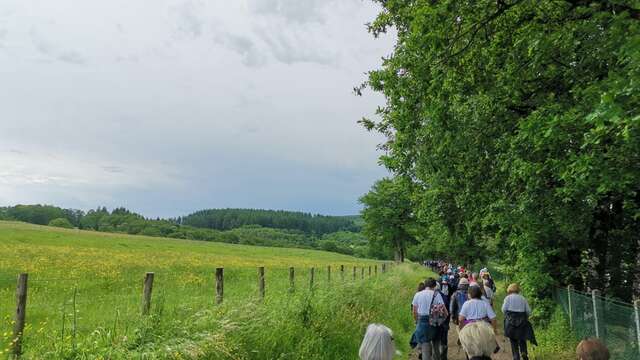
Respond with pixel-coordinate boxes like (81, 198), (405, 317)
(361, 0), (639, 305)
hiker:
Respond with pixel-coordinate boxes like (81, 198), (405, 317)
(502, 283), (536, 360)
(437, 276), (452, 360)
(450, 278), (470, 326)
(469, 273), (478, 287)
(576, 338), (609, 360)
(458, 321), (496, 360)
(482, 273), (496, 293)
(411, 278), (446, 360)
(481, 279), (494, 307)
(458, 286), (497, 334)
(359, 324), (395, 360)
(413, 282), (426, 313)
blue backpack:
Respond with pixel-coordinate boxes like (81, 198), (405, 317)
(456, 291), (468, 308)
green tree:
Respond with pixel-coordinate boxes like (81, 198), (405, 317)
(48, 218), (74, 229)
(360, 177), (416, 262)
(361, 0), (640, 302)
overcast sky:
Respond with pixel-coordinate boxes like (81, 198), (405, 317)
(0, 0), (393, 218)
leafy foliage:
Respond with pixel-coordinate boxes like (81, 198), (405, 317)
(361, 0), (640, 303)
(48, 218), (74, 229)
(360, 177), (416, 261)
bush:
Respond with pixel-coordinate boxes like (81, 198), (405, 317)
(48, 218), (74, 229)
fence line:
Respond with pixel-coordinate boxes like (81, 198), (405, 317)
(554, 286), (639, 359)
(4, 262), (395, 358)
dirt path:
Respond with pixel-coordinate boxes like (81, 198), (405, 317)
(411, 326), (514, 360)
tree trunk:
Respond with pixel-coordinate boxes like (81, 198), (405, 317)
(394, 248), (404, 262)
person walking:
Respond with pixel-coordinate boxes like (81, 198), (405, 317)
(359, 324), (395, 360)
(458, 321), (496, 360)
(450, 278), (470, 326)
(459, 286), (499, 359)
(481, 279), (494, 307)
(458, 285), (497, 333)
(437, 276), (452, 360)
(412, 278), (445, 360)
(502, 284), (536, 360)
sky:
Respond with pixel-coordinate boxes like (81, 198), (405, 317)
(0, 0), (394, 218)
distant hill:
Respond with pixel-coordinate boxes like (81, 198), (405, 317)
(0, 204), (372, 257)
(180, 208), (360, 235)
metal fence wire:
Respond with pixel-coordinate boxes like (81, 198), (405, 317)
(554, 287), (640, 360)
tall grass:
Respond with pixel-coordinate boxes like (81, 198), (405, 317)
(11, 264), (428, 359)
(0, 222), (430, 359)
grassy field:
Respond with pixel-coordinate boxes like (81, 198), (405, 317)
(0, 221), (428, 359)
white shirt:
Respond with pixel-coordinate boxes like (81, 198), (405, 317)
(459, 299), (496, 320)
(484, 286), (494, 300)
(412, 289), (444, 315)
(481, 295), (492, 306)
(502, 294), (532, 315)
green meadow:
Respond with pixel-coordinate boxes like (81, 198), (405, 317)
(0, 221), (428, 359)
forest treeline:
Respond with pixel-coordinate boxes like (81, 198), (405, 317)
(180, 208), (359, 234)
(0, 205), (380, 258)
(358, 0), (639, 310)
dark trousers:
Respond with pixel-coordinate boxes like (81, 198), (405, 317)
(439, 326), (448, 360)
(509, 338), (528, 360)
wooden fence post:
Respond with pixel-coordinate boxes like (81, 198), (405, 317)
(591, 290), (600, 338)
(382, 264), (386, 273)
(289, 267), (295, 293)
(375, 265), (378, 275)
(340, 265), (344, 281)
(353, 266), (356, 280)
(12, 273), (28, 358)
(142, 272), (154, 315)
(310, 267), (315, 289)
(567, 285), (574, 329)
(215, 268), (224, 304)
(327, 266), (331, 283)
(361, 267), (364, 279)
(634, 299), (640, 357)
(258, 267), (265, 299)
(368, 266), (371, 277)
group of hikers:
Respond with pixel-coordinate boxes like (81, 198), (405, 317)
(358, 261), (612, 360)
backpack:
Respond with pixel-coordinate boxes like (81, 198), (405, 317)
(429, 290), (449, 326)
(486, 278), (497, 292)
(455, 291), (468, 310)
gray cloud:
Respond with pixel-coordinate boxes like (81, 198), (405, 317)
(0, 0), (394, 217)
(249, 0), (328, 24)
(29, 27), (86, 64)
(170, 0), (205, 39)
(102, 166), (125, 174)
(256, 28), (335, 66)
(57, 50), (86, 64)
(214, 32), (266, 67)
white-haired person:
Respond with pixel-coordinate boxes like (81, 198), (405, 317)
(359, 324), (395, 360)
(458, 321), (496, 360)
(502, 283), (537, 360)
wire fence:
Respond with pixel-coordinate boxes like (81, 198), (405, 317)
(0, 262), (393, 358)
(554, 286), (640, 360)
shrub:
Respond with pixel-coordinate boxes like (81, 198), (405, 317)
(48, 218), (74, 229)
